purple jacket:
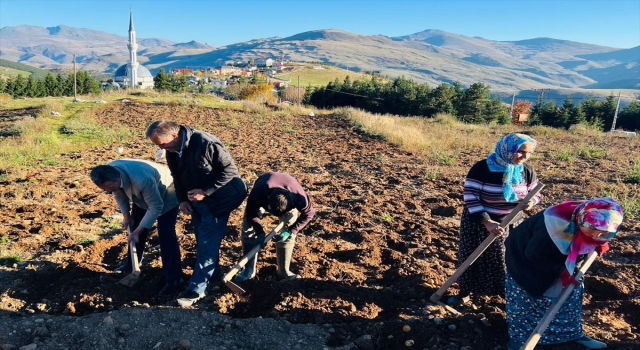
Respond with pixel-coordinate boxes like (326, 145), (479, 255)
(245, 172), (315, 236)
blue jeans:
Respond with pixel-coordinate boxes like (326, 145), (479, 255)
(188, 201), (229, 293)
(131, 205), (182, 282)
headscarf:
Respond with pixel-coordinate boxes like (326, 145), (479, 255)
(544, 197), (624, 273)
(486, 133), (537, 202)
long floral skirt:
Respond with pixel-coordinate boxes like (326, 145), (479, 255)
(457, 207), (508, 296)
(506, 273), (584, 345)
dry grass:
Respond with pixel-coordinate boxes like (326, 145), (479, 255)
(334, 106), (640, 219)
(335, 107), (520, 165)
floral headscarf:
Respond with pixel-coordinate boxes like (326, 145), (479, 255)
(486, 133), (537, 202)
(544, 197), (624, 273)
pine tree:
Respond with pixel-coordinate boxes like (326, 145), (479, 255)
(25, 75), (37, 97)
(13, 74), (28, 98)
(153, 69), (171, 91)
(568, 102), (586, 126)
(617, 100), (640, 130)
(598, 94), (617, 130)
(557, 96), (574, 129)
(458, 82), (491, 123)
(32, 78), (47, 97)
(55, 74), (66, 97)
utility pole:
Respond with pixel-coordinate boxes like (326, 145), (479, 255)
(610, 91), (622, 131)
(535, 88), (548, 109)
(509, 92), (516, 120)
(297, 75), (300, 105)
(73, 54), (77, 102)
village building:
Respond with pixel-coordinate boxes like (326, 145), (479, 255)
(255, 58), (274, 67)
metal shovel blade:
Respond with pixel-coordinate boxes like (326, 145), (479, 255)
(118, 240), (141, 287)
(221, 222), (285, 294)
(224, 280), (246, 295)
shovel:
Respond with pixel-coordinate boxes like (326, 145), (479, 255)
(520, 250), (598, 350)
(430, 183), (545, 314)
(223, 221), (285, 294)
(118, 232), (141, 287)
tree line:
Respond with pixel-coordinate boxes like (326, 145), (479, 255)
(304, 76), (640, 131)
(2, 68), (638, 132)
(0, 71), (101, 98)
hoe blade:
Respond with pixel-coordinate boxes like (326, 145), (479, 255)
(224, 280), (246, 295)
(118, 239), (141, 287)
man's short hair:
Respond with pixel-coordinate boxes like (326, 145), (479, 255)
(268, 189), (293, 216)
(90, 165), (120, 185)
(146, 120), (180, 139)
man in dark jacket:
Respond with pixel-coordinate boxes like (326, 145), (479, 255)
(234, 172), (315, 283)
(146, 120), (247, 307)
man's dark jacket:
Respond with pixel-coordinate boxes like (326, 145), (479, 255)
(166, 125), (246, 217)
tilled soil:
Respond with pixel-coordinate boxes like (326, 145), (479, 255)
(0, 101), (638, 350)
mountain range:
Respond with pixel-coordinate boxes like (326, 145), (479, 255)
(0, 24), (638, 94)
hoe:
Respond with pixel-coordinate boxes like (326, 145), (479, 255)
(223, 221), (285, 294)
(430, 183), (544, 314)
(118, 229), (141, 287)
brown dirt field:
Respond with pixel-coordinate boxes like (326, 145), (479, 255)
(0, 101), (638, 350)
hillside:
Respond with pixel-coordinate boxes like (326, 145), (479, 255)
(0, 95), (638, 349)
(0, 58), (50, 79)
(1, 25), (638, 93)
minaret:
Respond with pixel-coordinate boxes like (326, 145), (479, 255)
(127, 9), (139, 88)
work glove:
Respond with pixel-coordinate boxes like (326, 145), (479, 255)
(596, 243), (609, 256)
(256, 231), (267, 249)
(275, 231), (291, 243)
(560, 269), (579, 287)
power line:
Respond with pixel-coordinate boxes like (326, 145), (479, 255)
(324, 88), (385, 100)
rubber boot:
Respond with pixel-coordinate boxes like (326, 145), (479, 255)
(276, 239), (300, 280)
(234, 238), (258, 283)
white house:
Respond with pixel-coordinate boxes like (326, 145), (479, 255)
(211, 79), (228, 89)
(255, 58), (274, 67)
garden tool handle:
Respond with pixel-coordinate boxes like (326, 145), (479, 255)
(521, 250), (598, 350)
(128, 228), (141, 273)
(223, 222), (285, 283)
(430, 183), (544, 301)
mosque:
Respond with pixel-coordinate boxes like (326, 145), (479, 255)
(113, 10), (154, 89)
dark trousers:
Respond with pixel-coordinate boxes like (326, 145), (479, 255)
(128, 205), (182, 282)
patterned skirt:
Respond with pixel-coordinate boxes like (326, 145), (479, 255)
(506, 273), (584, 345)
(457, 207), (508, 296)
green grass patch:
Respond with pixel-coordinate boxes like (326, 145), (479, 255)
(0, 100), (134, 170)
(273, 64), (365, 87)
(554, 148), (575, 162)
(425, 168), (439, 181)
(0, 255), (23, 265)
(602, 185), (640, 220)
(378, 213), (394, 222)
(78, 234), (100, 245)
(430, 150), (459, 166)
(577, 144), (607, 159)
(626, 159), (640, 183)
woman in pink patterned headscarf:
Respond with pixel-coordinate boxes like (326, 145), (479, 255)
(504, 197), (624, 350)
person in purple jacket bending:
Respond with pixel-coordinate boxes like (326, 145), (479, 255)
(234, 172), (316, 282)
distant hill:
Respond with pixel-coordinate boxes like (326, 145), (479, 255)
(0, 25), (638, 94)
(172, 40), (213, 50)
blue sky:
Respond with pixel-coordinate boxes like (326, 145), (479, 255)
(1, 0), (639, 48)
